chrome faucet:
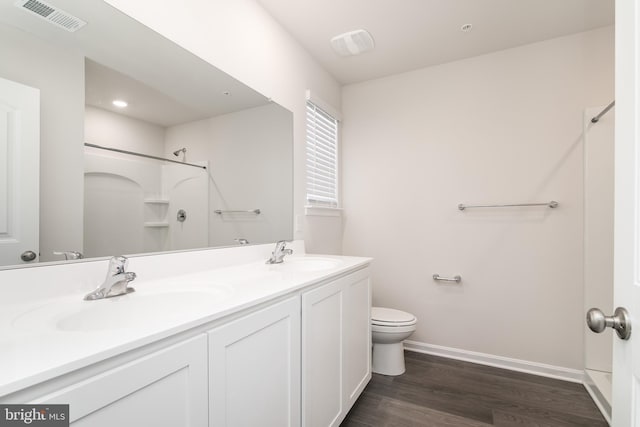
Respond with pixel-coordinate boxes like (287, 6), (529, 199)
(84, 256), (137, 300)
(266, 240), (293, 264)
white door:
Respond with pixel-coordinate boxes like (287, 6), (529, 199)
(611, 1), (640, 425)
(0, 76), (39, 266)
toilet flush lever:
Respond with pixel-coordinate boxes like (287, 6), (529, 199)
(586, 307), (631, 340)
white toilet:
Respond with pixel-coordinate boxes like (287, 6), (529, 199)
(371, 307), (417, 376)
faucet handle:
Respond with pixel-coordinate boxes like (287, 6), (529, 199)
(266, 240), (293, 264)
(108, 256), (128, 274)
(274, 240), (292, 255)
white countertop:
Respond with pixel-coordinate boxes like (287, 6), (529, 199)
(0, 247), (371, 397)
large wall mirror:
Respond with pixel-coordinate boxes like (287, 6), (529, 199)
(0, 0), (293, 268)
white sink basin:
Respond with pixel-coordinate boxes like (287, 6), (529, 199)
(274, 257), (342, 272)
(12, 286), (232, 333)
(58, 290), (225, 332)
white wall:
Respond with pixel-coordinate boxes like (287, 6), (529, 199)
(0, 24), (84, 263)
(164, 103), (292, 247)
(583, 107), (614, 373)
(104, 0), (343, 249)
(341, 27), (614, 370)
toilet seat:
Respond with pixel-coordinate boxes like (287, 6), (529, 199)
(371, 307), (417, 327)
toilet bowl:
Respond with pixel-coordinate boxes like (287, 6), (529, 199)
(371, 307), (417, 376)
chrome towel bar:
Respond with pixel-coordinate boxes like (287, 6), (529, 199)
(591, 100), (615, 123)
(458, 201), (558, 211)
(214, 209), (261, 215)
(433, 274), (461, 283)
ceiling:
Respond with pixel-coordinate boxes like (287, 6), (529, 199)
(256, 0), (615, 85)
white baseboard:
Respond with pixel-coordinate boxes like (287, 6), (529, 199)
(583, 369), (612, 425)
(403, 340), (585, 384)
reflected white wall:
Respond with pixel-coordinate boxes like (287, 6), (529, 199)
(85, 106), (165, 157)
(0, 24), (84, 262)
(164, 103), (293, 247)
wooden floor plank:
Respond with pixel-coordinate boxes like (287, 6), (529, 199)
(396, 356), (603, 421)
(493, 409), (608, 427)
(404, 352), (580, 392)
(342, 395), (492, 427)
(363, 373), (495, 424)
(341, 351), (608, 427)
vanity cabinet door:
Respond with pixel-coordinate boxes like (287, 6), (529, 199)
(35, 335), (208, 426)
(342, 268), (372, 410)
(302, 267), (371, 427)
(302, 278), (344, 427)
(208, 296), (301, 427)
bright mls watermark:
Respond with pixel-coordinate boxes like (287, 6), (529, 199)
(0, 405), (69, 426)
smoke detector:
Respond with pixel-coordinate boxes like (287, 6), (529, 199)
(330, 29), (375, 56)
(15, 0), (86, 32)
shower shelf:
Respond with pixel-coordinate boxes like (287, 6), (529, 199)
(144, 199), (169, 204)
(144, 222), (169, 228)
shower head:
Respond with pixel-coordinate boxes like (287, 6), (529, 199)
(173, 148), (187, 156)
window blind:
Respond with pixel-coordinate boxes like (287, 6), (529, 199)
(306, 100), (338, 207)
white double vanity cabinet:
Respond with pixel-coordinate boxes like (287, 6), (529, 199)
(0, 244), (371, 427)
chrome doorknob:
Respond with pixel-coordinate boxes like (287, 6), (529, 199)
(586, 307), (632, 340)
(20, 250), (37, 262)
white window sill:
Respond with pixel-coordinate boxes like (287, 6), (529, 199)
(305, 205), (343, 217)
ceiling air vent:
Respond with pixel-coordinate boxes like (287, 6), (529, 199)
(15, 0), (86, 32)
(330, 29), (375, 57)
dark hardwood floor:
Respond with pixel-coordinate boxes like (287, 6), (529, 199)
(341, 351), (607, 427)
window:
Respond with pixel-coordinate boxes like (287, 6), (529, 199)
(306, 100), (339, 208)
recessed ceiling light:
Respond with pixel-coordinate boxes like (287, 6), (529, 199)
(112, 99), (128, 108)
(461, 24), (473, 32)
